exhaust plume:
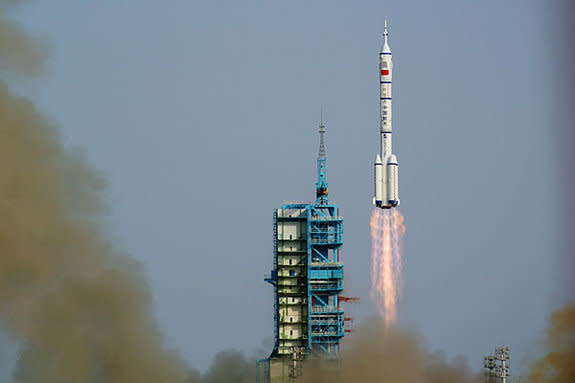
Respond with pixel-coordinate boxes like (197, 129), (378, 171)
(0, 2), (191, 382)
(0, 1), (46, 77)
(302, 319), (481, 383)
(370, 208), (406, 330)
(527, 304), (575, 382)
(201, 350), (255, 383)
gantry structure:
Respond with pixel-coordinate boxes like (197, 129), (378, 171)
(257, 122), (345, 383)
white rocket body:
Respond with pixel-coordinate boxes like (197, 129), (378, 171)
(374, 21), (400, 209)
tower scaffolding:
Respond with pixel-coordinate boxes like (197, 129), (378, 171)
(257, 122), (345, 383)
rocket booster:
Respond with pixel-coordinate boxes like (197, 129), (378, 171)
(374, 21), (400, 209)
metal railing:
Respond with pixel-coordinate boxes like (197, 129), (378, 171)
(311, 306), (342, 313)
(310, 237), (343, 244)
(310, 282), (343, 291)
(309, 261), (342, 267)
(311, 216), (343, 221)
(311, 331), (342, 337)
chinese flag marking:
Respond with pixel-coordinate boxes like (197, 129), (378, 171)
(381, 69), (389, 76)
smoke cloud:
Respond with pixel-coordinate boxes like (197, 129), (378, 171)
(301, 320), (481, 383)
(201, 351), (255, 383)
(0, 1), (194, 382)
(0, 3), (259, 382)
(527, 304), (575, 383)
(0, 1), (46, 76)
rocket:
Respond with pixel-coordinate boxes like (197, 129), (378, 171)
(373, 21), (400, 209)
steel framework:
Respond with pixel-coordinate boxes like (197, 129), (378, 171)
(258, 123), (345, 382)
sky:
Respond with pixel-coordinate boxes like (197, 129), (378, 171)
(8, 0), (569, 376)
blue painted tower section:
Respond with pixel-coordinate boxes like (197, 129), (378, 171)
(309, 121), (344, 355)
(307, 201), (344, 355)
(258, 123), (345, 383)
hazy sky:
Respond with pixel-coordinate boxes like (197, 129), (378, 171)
(11, 0), (567, 375)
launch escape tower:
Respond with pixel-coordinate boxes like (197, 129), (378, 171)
(257, 123), (345, 383)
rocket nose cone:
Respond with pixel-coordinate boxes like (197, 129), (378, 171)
(375, 154), (382, 163)
(381, 21), (391, 53)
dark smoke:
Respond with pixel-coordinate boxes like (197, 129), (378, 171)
(302, 320), (481, 383)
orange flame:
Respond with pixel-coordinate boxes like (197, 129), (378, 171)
(370, 209), (406, 331)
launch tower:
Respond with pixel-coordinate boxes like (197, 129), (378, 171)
(257, 122), (345, 383)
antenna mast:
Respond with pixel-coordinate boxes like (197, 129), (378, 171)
(316, 116), (328, 204)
